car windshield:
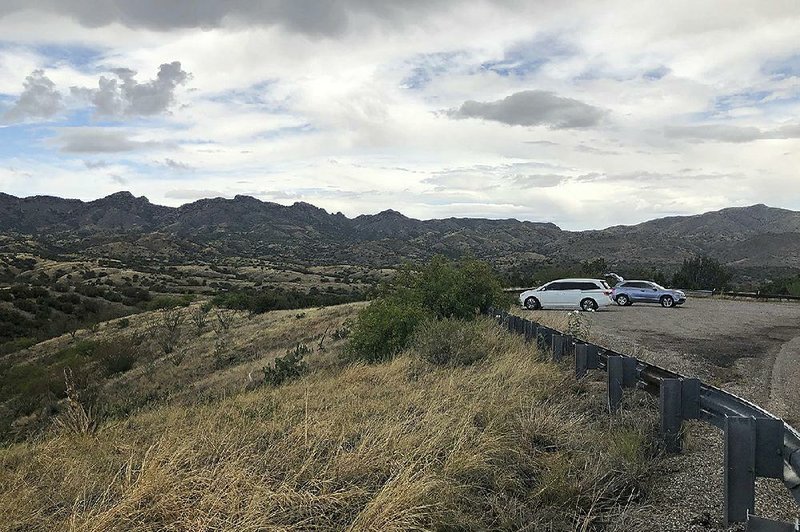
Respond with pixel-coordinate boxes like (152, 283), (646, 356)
(651, 282), (666, 290)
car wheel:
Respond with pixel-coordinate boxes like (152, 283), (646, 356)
(615, 294), (629, 306)
(580, 298), (598, 311)
(524, 296), (541, 310)
(660, 295), (675, 308)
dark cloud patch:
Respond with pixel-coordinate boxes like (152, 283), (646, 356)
(83, 160), (109, 169)
(0, 0), (482, 37)
(72, 62), (189, 117)
(52, 128), (166, 153)
(448, 90), (604, 129)
(3, 70), (62, 122)
(162, 158), (194, 171)
(643, 66), (670, 80)
(508, 174), (566, 188)
(664, 124), (800, 143)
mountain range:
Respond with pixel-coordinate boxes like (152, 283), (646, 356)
(1, 191), (799, 277)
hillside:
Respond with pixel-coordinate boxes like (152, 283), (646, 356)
(0, 302), (663, 531)
(3, 192), (799, 272)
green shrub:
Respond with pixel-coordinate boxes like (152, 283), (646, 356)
(346, 256), (503, 364)
(346, 299), (425, 363)
(94, 339), (137, 375)
(263, 344), (310, 386)
(413, 317), (489, 366)
(0, 337), (38, 355)
(146, 294), (194, 310)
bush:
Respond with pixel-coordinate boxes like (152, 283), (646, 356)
(413, 318), (489, 366)
(346, 299), (426, 363)
(146, 294), (194, 310)
(346, 256), (503, 363)
(263, 344), (310, 386)
(671, 255), (731, 291)
(95, 339), (137, 375)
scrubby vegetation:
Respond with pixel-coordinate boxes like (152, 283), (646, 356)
(346, 256), (504, 363)
(0, 305), (659, 530)
(212, 285), (368, 315)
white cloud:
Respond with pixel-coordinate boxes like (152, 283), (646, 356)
(2, 69), (62, 122)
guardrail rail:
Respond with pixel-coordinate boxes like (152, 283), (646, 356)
(485, 307), (800, 530)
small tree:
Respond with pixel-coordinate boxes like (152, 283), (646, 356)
(671, 256), (731, 291)
(149, 308), (184, 360)
(189, 306), (209, 332)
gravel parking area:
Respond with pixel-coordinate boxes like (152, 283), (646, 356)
(523, 297), (800, 529)
(584, 298), (800, 424)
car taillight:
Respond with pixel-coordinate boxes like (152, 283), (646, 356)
(603, 290), (612, 295)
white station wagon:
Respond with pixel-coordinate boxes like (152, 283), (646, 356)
(519, 278), (614, 311)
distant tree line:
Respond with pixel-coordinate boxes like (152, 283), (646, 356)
(503, 255), (733, 292)
(212, 286), (369, 315)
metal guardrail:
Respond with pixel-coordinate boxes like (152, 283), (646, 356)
(486, 307), (800, 529)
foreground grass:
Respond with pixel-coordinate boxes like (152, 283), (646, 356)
(0, 317), (658, 531)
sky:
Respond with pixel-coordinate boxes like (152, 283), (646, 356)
(0, 1), (798, 230)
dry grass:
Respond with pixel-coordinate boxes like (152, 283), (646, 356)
(0, 311), (659, 531)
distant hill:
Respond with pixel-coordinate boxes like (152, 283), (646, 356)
(1, 192), (799, 274)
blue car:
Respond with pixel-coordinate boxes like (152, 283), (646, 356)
(611, 280), (686, 308)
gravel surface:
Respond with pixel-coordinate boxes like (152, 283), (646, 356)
(523, 297), (800, 529)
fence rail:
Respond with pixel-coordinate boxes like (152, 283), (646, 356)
(486, 307), (800, 529)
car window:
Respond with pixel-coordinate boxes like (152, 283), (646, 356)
(545, 282), (563, 291)
(577, 282), (599, 290)
(601, 281), (610, 289)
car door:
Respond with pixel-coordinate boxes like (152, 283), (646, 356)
(640, 282), (660, 302)
(629, 282), (648, 302)
(559, 282), (582, 308)
(539, 282), (562, 308)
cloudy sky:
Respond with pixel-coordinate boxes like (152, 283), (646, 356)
(0, 1), (798, 229)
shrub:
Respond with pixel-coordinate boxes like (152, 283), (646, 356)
(263, 344), (310, 386)
(148, 308), (185, 359)
(671, 255), (731, 291)
(413, 317), (489, 366)
(146, 294), (194, 310)
(94, 338), (137, 375)
(346, 256), (503, 363)
(346, 299), (425, 363)
(115, 318), (131, 329)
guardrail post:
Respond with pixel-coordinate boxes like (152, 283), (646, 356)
(524, 320), (536, 343)
(681, 378), (701, 420)
(622, 356), (637, 388)
(575, 343), (588, 379)
(754, 417), (784, 480)
(660, 379), (683, 453)
(551, 333), (567, 362)
(607, 355), (624, 413)
(537, 327), (552, 351)
(725, 416), (756, 525)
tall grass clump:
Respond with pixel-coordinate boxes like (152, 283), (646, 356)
(413, 317), (492, 366)
(346, 256), (503, 363)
